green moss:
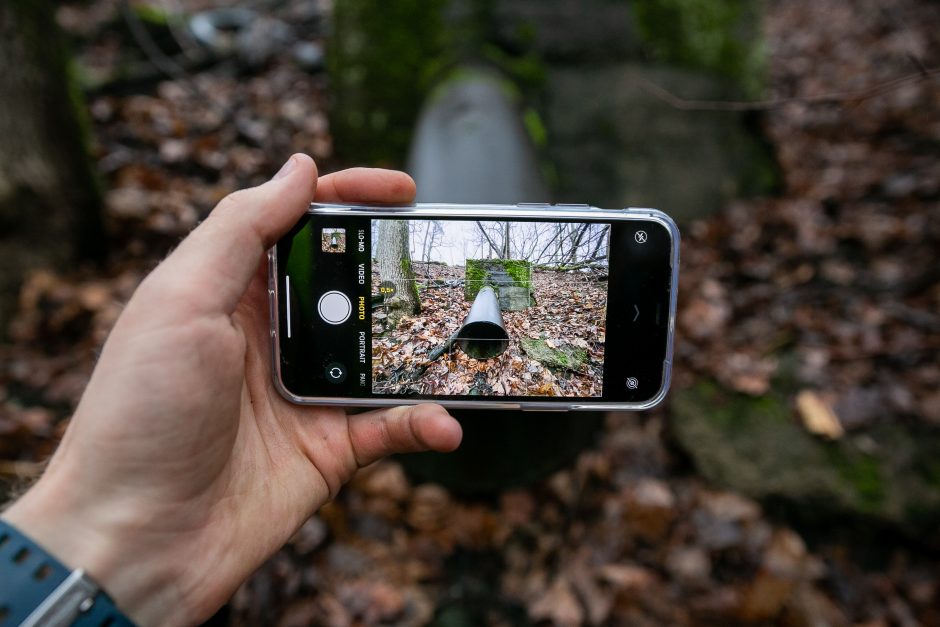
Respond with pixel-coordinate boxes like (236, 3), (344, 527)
(522, 108), (548, 149)
(66, 60), (102, 197)
(694, 381), (783, 429)
(631, 0), (765, 96)
(132, 3), (171, 25)
(464, 259), (531, 299)
(672, 380), (940, 535)
(328, 0), (552, 171)
(464, 260), (486, 300)
(501, 260), (532, 290)
(681, 382), (889, 515)
(429, 67), (520, 106)
(401, 257), (420, 307)
(328, 0), (451, 166)
(521, 338), (587, 371)
(480, 42), (546, 95)
(833, 451), (886, 513)
(478, 41), (552, 185)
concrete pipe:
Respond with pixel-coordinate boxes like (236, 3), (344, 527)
(456, 286), (510, 359)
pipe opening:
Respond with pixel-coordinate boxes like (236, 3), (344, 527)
(456, 321), (510, 360)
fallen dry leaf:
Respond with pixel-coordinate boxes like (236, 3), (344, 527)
(796, 390), (845, 439)
(529, 576), (583, 627)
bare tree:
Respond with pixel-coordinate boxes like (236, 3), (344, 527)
(470, 220), (610, 267)
(475, 222), (503, 258)
(420, 220), (444, 263)
(375, 219), (420, 325)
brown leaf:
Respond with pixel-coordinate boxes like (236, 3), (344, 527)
(796, 390), (844, 439)
(623, 478), (676, 542)
(406, 484), (452, 532)
(529, 576), (583, 627)
(738, 529), (808, 622)
(599, 564), (656, 593)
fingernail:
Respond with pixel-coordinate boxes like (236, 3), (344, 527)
(272, 156), (296, 180)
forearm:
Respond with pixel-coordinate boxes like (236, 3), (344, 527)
(3, 475), (190, 627)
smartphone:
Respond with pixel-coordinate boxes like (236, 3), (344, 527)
(268, 203), (679, 411)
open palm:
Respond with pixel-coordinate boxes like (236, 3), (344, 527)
(3, 155), (461, 626)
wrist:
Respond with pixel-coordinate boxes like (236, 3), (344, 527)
(3, 474), (188, 627)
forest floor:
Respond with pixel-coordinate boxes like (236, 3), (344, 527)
(1, 0), (939, 625)
(373, 264), (606, 398)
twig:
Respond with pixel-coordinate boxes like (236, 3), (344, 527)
(424, 334), (458, 363)
(121, 0), (190, 84)
(637, 68), (939, 112)
(879, 6), (931, 78)
(120, 0), (233, 120)
(476, 222), (504, 259)
(159, 0), (203, 62)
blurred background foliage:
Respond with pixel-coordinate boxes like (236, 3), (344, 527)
(632, 0), (765, 95)
(328, 0), (450, 165)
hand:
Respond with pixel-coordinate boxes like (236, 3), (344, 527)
(2, 155), (462, 626)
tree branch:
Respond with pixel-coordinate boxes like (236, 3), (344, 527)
(637, 68), (939, 112)
(476, 222), (503, 258)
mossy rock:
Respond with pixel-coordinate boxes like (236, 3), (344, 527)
(501, 259), (533, 288)
(671, 381), (940, 537)
(498, 286), (532, 312)
(465, 259), (532, 300)
(631, 0), (764, 96)
(520, 337), (587, 371)
(546, 63), (778, 223)
(464, 260), (486, 300)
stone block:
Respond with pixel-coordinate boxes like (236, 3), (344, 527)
(498, 285), (533, 311)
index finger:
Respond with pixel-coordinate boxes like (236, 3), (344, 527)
(315, 168), (416, 204)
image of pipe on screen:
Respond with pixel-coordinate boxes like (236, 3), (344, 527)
(455, 286), (510, 359)
(371, 219), (608, 397)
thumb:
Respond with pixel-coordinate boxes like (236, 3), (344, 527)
(144, 154), (318, 316)
(346, 404), (463, 469)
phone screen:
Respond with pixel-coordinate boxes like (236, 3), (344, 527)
(274, 211), (674, 406)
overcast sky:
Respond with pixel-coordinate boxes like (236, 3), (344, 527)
(371, 219), (609, 266)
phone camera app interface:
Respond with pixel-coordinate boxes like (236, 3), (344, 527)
(371, 219), (607, 398)
(278, 212), (672, 403)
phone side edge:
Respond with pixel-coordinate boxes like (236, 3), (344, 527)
(624, 208), (680, 411)
(269, 246), (305, 405)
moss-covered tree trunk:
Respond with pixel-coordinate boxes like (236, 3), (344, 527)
(375, 219), (420, 326)
(0, 1), (104, 331)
